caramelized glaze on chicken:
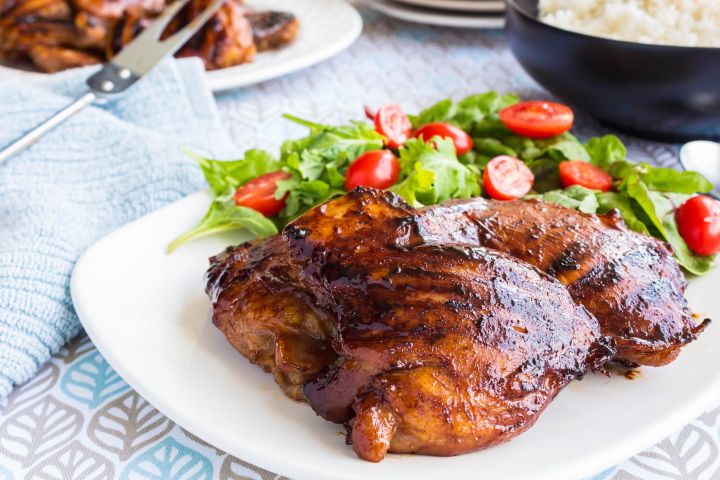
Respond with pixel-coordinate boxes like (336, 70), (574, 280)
(207, 188), (614, 462)
(412, 198), (710, 366)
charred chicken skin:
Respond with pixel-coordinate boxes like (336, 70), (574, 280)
(412, 198), (709, 366)
(207, 188), (615, 462)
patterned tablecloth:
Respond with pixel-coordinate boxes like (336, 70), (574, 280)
(1, 7), (719, 480)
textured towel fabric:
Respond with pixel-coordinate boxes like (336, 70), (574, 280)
(0, 58), (234, 396)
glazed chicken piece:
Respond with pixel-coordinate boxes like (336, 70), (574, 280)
(110, 0), (256, 70)
(71, 0), (165, 20)
(207, 188), (614, 462)
(412, 198), (709, 366)
(207, 236), (337, 401)
(28, 44), (102, 71)
(246, 11), (299, 52)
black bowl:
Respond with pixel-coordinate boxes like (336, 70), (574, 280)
(505, 0), (720, 142)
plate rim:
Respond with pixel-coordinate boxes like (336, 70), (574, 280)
(71, 190), (720, 480)
(364, 0), (505, 28)
(207, 0), (363, 91)
(392, 0), (505, 13)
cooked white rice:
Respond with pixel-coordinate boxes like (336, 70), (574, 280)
(539, 0), (720, 48)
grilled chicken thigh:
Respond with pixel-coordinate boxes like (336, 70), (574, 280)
(412, 198), (709, 366)
(207, 236), (336, 401)
(207, 188), (614, 462)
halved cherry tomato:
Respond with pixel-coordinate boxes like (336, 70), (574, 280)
(559, 160), (613, 191)
(675, 195), (720, 256)
(483, 155), (534, 201)
(374, 104), (413, 149)
(345, 150), (400, 191)
(500, 101), (574, 139)
(414, 122), (474, 156)
(234, 171), (292, 217)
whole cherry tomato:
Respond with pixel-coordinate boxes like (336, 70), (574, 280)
(675, 195), (720, 256)
(345, 150), (400, 191)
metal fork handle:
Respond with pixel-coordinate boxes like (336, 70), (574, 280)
(0, 92), (97, 165)
(0, 0), (227, 164)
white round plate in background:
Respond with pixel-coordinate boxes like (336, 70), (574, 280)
(207, 0), (362, 91)
(71, 190), (720, 480)
(393, 0), (505, 13)
(364, 0), (505, 28)
(0, 0), (362, 92)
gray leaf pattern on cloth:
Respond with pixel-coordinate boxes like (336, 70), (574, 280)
(0, 395), (82, 467)
(1, 363), (59, 415)
(88, 390), (174, 461)
(629, 426), (718, 480)
(182, 428), (225, 456)
(24, 440), (114, 480)
(220, 455), (285, 480)
(56, 334), (94, 365)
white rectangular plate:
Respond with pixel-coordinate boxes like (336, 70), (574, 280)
(71, 191), (720, 480)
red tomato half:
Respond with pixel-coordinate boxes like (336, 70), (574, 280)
(414, 122), (474, 156)
(374, 104), (413, 149)
(559, 160), (613, 191)
(483, 155), (534, 201)
(345, 150), (400, 191)
(500, 101), (574, 139)
(675, 195), (720, 256)
(234, 171), (292, 217)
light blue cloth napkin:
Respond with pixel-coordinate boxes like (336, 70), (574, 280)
(0, 58), (235, 396)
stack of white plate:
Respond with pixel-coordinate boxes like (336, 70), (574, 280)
(364, 0), (505, 29)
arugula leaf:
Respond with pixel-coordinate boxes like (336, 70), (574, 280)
(647, 192), (716, 275)
(611, 161), (713, 194)
(391, 138), (480, 205)
(614, 175), (715, 274)
(274, 115), (384, 218)
(409, 92), (518, 133)
(453, 92), (519, 132)
(282, 115), (384, 180)
(167, 200), (278, 253)
(530, 185), (599, 213)
(276, 176), (339, 221)
(595, 192), (649, 234)
(390, 161), (435, 206)
(186, 148), (281, 198)
(408, 99), (455, 128)
(586, 135), (626, 169)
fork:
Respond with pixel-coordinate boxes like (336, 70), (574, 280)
(0, 0), (226, 164)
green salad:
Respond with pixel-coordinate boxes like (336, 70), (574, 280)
(168, 92), (718, 275)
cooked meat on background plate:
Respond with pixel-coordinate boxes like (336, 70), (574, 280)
(0, 0), (299, 72)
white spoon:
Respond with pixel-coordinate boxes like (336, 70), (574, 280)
(679, 141), (720, 200)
